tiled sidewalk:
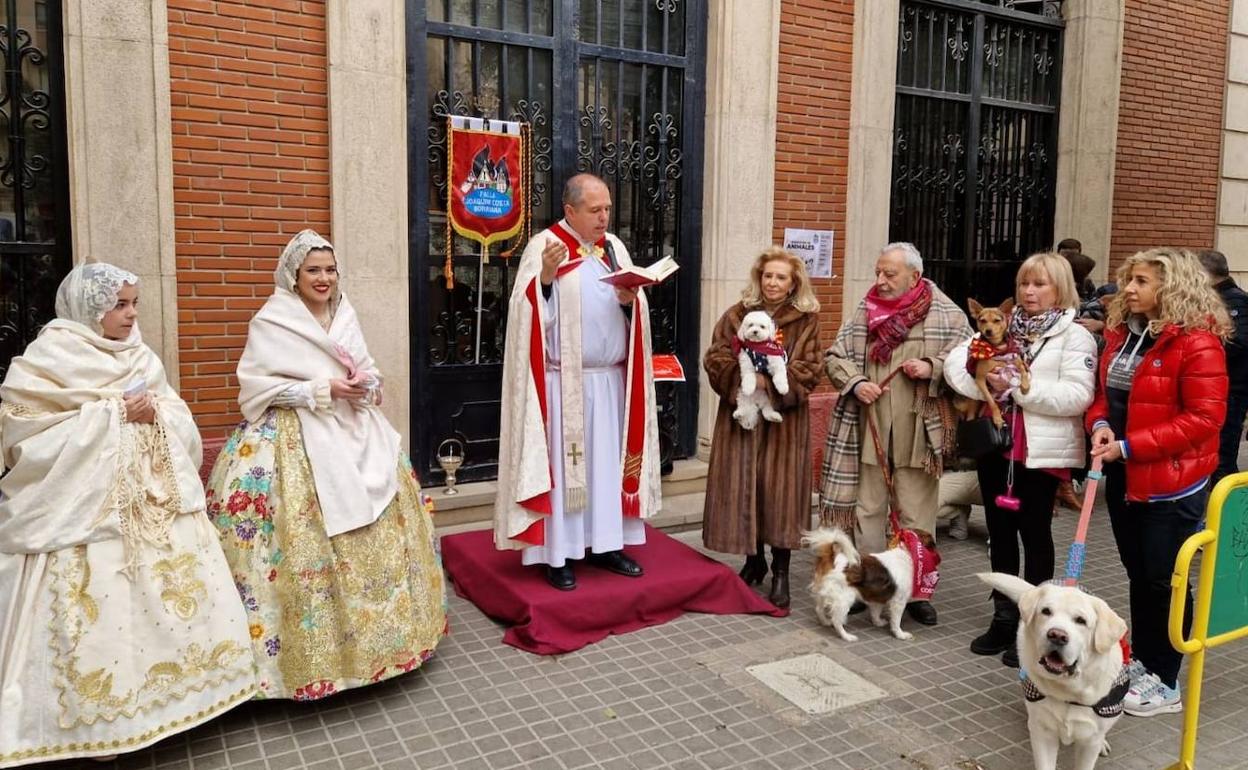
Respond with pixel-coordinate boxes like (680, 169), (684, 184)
(62, 493), (1248, 770)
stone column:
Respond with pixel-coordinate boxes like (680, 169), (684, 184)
(696, 0), (782, 459)
(842, 1), (901, 316)
(1052, 0), (1125, 280)
(1218, 0), (1248, 278)
(63, 0), (179, 381)
(326, 0), (411, 447)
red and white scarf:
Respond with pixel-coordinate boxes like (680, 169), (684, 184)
(865, 280), (933, 364)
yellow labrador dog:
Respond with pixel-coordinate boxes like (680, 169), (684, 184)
(979, 574), (1129, 770)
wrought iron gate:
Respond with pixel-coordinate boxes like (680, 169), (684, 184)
(0, 0), (71, 382)
(889, 0), (1063, 307)
(408, 0), (706, 485)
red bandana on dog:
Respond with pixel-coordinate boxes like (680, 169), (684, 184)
(891, 529), (940, 600)
(731, 337), (786, 358)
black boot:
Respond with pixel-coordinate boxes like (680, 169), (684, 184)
(1001, 645), (1020, 668)
(970, 591), (1019, 656)
(769, 548), (791, 609)
(738, 543), (767, 586)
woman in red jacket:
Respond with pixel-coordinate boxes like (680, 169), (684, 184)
(1088, 247), (1229, 717)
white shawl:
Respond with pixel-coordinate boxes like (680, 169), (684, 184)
(494, 225), (662, 550)
(0, 320), (204, 554)
(237, 288), (400, 537)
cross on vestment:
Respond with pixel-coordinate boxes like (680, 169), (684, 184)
(566, 443), (583, 466)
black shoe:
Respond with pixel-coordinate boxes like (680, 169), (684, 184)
(546, 565), (576, 591)
(738, 555), (767, 586)
(970, 592), (1019, 655)
(587, 550), (643, 577)
(906, 600), (938, 626)
(769, 571), (790, 609)
(849, 600), (867, 615)
(1002, 646), (1019, 668)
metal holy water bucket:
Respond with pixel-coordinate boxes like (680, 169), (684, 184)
(436, 438), (465, 495)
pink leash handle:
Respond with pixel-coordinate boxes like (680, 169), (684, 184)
(1062, 455), (1104, 586)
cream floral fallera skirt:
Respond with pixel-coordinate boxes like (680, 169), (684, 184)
(207, 408), (447, 700)
(0, 514), (257, 767)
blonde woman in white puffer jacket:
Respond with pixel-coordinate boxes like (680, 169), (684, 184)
(944, 252), (1097, 668)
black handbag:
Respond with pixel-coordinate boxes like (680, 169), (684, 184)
(956, 416), (1013, 459)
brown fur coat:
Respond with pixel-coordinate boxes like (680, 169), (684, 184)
(702, 302), (822, 553)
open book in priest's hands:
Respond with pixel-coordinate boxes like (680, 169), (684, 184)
(597, 255), (680, 289)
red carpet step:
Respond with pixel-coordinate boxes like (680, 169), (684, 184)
(441, 525), (786, 655)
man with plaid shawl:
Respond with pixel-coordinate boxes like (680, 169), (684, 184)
(820, 242), (971, 626)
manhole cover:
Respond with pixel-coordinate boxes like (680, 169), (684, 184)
(745, 653), (889, 715)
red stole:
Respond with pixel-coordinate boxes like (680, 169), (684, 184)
(514, 224), (649, 545)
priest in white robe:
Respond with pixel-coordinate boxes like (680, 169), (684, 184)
(495, 173), (662, 590)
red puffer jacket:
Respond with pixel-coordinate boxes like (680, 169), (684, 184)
(1085, 324), (1227, 501)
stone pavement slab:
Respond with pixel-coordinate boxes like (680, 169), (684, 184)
(45, 491), (1248, 770)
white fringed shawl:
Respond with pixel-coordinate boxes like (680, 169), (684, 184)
(0, 321), (204, 556)
(237, 289), (400, 537)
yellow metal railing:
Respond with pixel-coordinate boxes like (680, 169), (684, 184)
(1165, 472), (1248, 770)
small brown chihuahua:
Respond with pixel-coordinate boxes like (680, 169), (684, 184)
(959, 297), (1030, 427)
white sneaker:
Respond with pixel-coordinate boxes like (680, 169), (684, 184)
(1125, 658), (1147, 687)
(1124, 672), (1182, 716)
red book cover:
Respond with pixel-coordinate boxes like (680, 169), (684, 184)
(652, 354), (686, 382)
(598, 255), (680, 289)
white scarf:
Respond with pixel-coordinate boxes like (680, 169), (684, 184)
(0, 320), (204, 555)
(237, 288), (401, 537)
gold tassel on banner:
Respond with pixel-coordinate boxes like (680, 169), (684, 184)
(444, 116), (456, 289)
(501, 124), (532, 260)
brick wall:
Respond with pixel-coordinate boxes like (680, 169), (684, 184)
(1109, 0), (1229, 271)
(772, 0), (854, 347)
(168, 0), (331, 434)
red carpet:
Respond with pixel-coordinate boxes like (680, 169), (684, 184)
(441, 525), (787, 655)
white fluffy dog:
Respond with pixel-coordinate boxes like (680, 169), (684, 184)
(802, 526), (935, 642)
(979, 573), (1130, 770)
(733, 310), (788, 430)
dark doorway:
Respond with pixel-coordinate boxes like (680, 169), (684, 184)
(0, 0), (72, 382)
(889, 0), (1063, 307)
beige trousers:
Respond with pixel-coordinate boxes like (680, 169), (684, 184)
(854, 464), (938, 555)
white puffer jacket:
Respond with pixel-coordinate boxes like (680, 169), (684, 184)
(945, 309), (1097, 469)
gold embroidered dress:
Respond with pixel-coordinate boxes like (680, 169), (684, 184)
(0, 265), (256, 768)
(206, 231), (447, 700)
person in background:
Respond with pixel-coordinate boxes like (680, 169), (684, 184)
(945, 252), (1096, 667)
(1197, 249), (1248, 484)
(1058, 238), (1098, 302)
(702, 247), (823, 608)
(1089, 247), (1228, 716)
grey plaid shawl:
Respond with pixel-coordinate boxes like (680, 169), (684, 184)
(819, 282), (970, 530)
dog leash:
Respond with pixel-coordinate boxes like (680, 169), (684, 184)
(862, 366), (906, 537)
(1061, 455), (1104, 586)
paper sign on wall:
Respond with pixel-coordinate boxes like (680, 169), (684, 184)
(782, 228), (835, 279)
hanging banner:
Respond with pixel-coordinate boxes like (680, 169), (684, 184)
(446, 116), (528, 252)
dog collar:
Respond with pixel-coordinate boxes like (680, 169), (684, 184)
(1020, 662), (1131, 719)
(731, 337), (786, 358)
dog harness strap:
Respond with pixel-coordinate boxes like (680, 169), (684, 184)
(1019, 664), (1131, 719)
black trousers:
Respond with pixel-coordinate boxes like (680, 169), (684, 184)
(977, 453), (1059, 586)
(1214, 389), (1248, 485)
(1105, 462), (1205, 689)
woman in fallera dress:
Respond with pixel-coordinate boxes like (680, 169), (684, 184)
(206, 229), (447, 701)
(0, 263), (256, 767)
